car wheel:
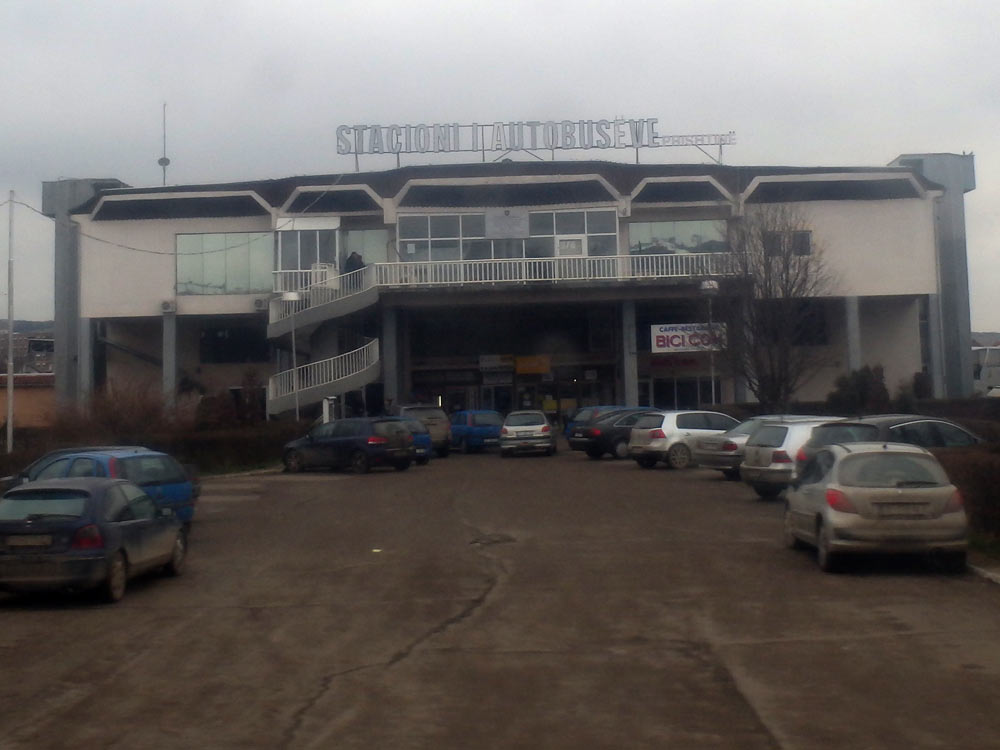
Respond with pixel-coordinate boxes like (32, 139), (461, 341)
(666, 443), (692, 470)
(501, 450), (511, 458)
(612, 440), (629, 460)
(723, 469), (741, 481)
(751, 483), (782, 499)
(783, 504), (806, 550)
(459, 438), (470, 454)
(394, 460), (411, 472)
(635, 456), (657, 469)
(550, 442), (557, 455)
(437, 444), (450, 458)
(164, 530), (187, 576)
(416, 457), (429, 466)
(586, 447), (603, 460)
(102, 552), (127, 603)
(816, 522), (839, 573)
(284, 450), (304, 473)
(350, 451), (370, 474)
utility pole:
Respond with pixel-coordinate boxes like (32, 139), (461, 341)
(7, 191), (14, 452)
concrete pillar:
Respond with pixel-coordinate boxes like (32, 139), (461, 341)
(382, 306), (398, 409)
(845, 296), (862, 372)
(622, 300), (638, 406)
(162, 313), (177, 408)
(77, 318), (93, 405)
(927, 293), (946, 398)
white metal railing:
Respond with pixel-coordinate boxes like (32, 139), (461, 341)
(269, 338), (380, 401)
(271, 253), (733, 322)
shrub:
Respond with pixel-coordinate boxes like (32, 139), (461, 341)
(826, 365), (891, 415)
(934, 445), (1000, 539)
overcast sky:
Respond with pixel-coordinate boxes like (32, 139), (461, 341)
(1, 0), (997, 328)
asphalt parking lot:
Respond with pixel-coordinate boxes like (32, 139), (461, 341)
(3, 447), (1000, 749)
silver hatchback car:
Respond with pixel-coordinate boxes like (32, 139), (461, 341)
(784, 443), (967, 572)
(694, 414), (829, 481)
(740, 418), (845, 498)
(500, 410), (557, 457)
(628, 410), (739, 469)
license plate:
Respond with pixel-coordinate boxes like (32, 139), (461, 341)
(484, 438), (498, 444)
(573, 431), (583, 437)
(415, 448), (426, 454)
(7, 535), (52, 547)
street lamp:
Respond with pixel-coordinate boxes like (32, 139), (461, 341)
(699, 279), (719, 405)
(281, 291), (301, 420)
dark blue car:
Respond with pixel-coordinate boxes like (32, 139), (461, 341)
(0, 477), (186, 602)
(563, 405), (630, 439)
(397, 418), (433, 465)
(283, 417), (416, 474)
(23, 449), (199, 525)
(449, 410), (504, 453)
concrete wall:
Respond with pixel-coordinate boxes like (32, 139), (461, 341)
(75, 215), (272, 319)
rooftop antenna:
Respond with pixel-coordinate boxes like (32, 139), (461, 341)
(157, 102), (171, 185)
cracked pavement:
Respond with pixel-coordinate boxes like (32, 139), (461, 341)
(3, 450), (1000, 749)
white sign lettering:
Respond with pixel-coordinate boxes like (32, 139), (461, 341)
(651, 323), (727, 354)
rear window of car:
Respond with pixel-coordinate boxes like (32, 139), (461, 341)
(838, 453), (948, 487)
(748, 425), (788, 447)
(634, 414), (665, 429)
(118, 456), (186, 485)
(374, 421), (410, 437)
(813, 424), (879, 444)
(402, 419), (428, 434)
(730, 418), (763, 436)
(472, 412), (503, 426)
(573, 408), (595, 423)
(0, 491), (89, 520)
(402, 407), (447, 420)
(506, 413), (545, 426)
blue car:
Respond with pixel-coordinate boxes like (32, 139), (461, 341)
(0, 477), (187, 602)
(398, 418), (433, 465)
(449, 410), (504, 453)
(563, 405), (630, 439)
(22, 448), (199, 525)
(283, 417), (416, 474)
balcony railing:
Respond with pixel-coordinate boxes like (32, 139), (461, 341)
(269, 338), (380, 401)
(271, 252), (733, 322)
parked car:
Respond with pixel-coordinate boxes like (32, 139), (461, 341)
(740, 418), (844, 498)
(795, 420), (883, 473)
(784, 443), (967, 572)
(852, 414), (982, 449)
(694, 415), (829, 480)
(283, 417), (416, 474)
(450, 410), (504, 453)
(629, 411), (739, 469)
(568, 408), (654, 459)
(0, 477), (187, 602)
(1, 445), (153, 493)
(398, 418), (433, 465)
(500, 410), (558, 457)
(20, 448), (200, 525)
(563, 405), (629, 439)
(395, 404), (452, 457)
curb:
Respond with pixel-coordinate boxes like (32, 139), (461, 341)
(970, 564), (1000, 586)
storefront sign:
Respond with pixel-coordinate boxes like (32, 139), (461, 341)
(651, 323), (727, 354)
(515, 355), (551, 375)
(336, 120), (735, 155)
(479, 354), (514, 371)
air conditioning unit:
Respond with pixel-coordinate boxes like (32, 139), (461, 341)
(160, 300), (177, 313)
(253, 298), (269, 312)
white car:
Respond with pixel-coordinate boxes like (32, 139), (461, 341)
(628, 411), (739, 469)
(500, 410), (557, 457)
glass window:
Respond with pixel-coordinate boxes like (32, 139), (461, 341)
(68, 458), (100, 478)
(838, 453), (948, 487)
(398, 216), (428, 240)
(279, 232), (299, 271)
(587, 210), (617, 234)
(505, 412), (545, 426)
(635, 414), (665, 429)
(472, 412), (503, 426)
(462, 214), (485, 237)
(430, 215), (460, 239)
(555, 211), (585, 234)
(529, 212), (554, 236)
(34, 457), (70, 481)
(525, 237), (555, 258)
(104, 486), (129, 522)
(178, 233), (274, 294)
(748, 426), (787, 448)
(400, 240), (429, 262)
(463, 240), (492, 260)
(198, 325), (269, 363)
(763, 232), (783, 256)
(587, 235), (617, 256)
(890, 421), (939, 447)
(0, 491), (88, 520)
(431, 239), (461, 261)
(791, 231), (812, 256)
(628, 220), (726, 255)
(934, 422), (978, 447)
(557, 238), (584, 256)
(129, 495), (157, 521)
(342, 228), (386, 265)
(706, 413), (739, 430)
(493, 239), (524, 259)
(120, 456), (186, 485)
(677, 413), (708, 429)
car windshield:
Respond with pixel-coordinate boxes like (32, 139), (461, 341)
(0, 491), (89, 520)
(838, 453), (949, 488)
(506, 413), (545, 426)
(471, 412), (503, 426)
(403, 407), (447, 420)
(749, 425), (788, 447)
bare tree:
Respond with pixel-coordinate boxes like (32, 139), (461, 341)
(723, 204), (835, 410)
